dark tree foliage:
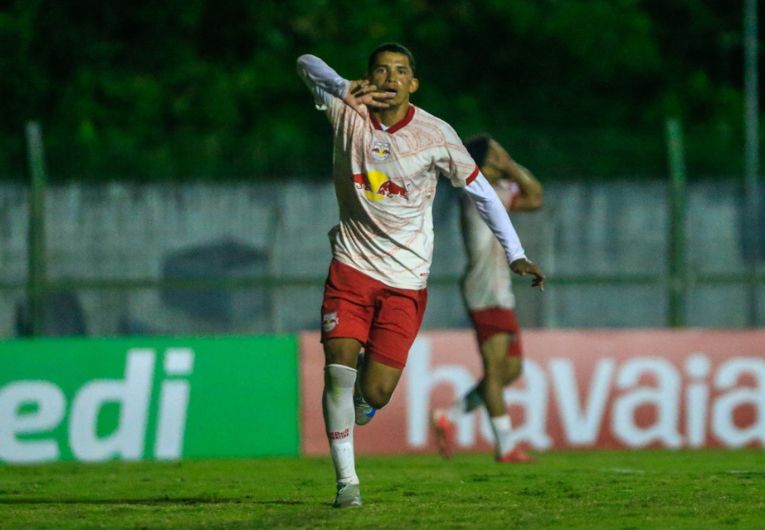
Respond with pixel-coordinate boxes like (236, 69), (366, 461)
(0, 0), (761, 181)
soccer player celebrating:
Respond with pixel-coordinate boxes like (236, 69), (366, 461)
(297, 43), (544, 508)
(432, 134), (544, 463)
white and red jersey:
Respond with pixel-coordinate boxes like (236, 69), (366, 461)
(461, 180), (521, 310)
(300, 59), (479, 290)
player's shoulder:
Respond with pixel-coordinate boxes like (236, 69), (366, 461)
(412, 105), (455, 131)
(412, 106), (461, 141)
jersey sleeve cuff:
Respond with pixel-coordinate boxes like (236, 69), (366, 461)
(466, 165), (480, 185)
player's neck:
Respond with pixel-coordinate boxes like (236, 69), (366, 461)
(373, 103), (410, 127)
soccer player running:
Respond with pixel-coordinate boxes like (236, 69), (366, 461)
(297, 43), (544, 508)
(432, 134), (544, 463)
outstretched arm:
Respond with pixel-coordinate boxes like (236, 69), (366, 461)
(296, 54), (393, 115)
(464, 172), (545, 290)
(296, 54), (350, 110)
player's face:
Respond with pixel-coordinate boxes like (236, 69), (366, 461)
(368, 52), (419, 107)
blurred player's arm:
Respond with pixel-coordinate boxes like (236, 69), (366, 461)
(296, 54), (393, 115)
(491, 140), (543, 211)
(464, 173), (545, 290)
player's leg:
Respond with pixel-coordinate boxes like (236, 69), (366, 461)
(462, 333), (524, 404)
(434, 308), (532, 461)
(478, 332), (515, 416)
(319, 260), (376, 508)
(359, 286), (426, 412)
(432, 332), (514, 458)
(358, 355), (404, 408)
(480, 313), (533, 462)
(477, 333), (530, 461)
(323, 338), (364, 507)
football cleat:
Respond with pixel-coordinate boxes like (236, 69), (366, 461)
(353, 363), (376, 425)
(431, 409), (456, 460)
(333, 482), (363, 508)
(496, 446), (535, 463)
(353, 388), (376, 425)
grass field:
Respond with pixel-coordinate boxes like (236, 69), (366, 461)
(1, 450), (763, 529)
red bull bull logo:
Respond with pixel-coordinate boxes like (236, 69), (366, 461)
(353, 171), (408, 201)
(371, 141), (392, 161)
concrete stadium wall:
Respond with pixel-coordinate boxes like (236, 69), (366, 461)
(0, 180), (760, 337)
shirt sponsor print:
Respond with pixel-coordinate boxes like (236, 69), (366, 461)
(352, 171), (409, 201)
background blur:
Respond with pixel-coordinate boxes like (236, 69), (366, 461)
(1, 0), (763, 337)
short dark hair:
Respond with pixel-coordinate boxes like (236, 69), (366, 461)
(465, 134), (492, 166)
(367, 42), (417, 75)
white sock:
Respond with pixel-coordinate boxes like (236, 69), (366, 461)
(323, 364), (359, 486)
(490, 414), (514, 457)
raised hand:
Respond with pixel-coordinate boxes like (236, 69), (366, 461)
(343, 79), (395, 116)
(488, 139), (518, 177)
(510, 258), (546, 291)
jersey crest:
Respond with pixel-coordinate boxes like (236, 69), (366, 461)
(371, 141), (391, 161)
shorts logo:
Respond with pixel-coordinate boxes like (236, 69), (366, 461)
(322, 311), (339, 332)
(371, 141), (391, 161)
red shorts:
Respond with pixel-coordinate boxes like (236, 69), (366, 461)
(469, 307), (522, 357)
(320, 260), (428, 369)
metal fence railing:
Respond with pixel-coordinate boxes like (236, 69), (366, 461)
(2, 121), (762, 337)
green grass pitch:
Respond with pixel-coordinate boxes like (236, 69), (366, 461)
(1, 450), (763, 529)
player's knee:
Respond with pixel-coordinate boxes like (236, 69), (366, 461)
(323, 339), (361, 367)
(503, 359), (523, 385)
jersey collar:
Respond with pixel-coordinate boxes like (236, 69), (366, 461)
(370, 104), (416, 134)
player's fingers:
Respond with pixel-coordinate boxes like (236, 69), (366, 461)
(366, 93), (393, 106)
(361, 83), (379, 95)
(368, 91), (396, 100)
(350, 101), (368, 117)
(364, 96), (391, 107)
(357, 84), (376, 95)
